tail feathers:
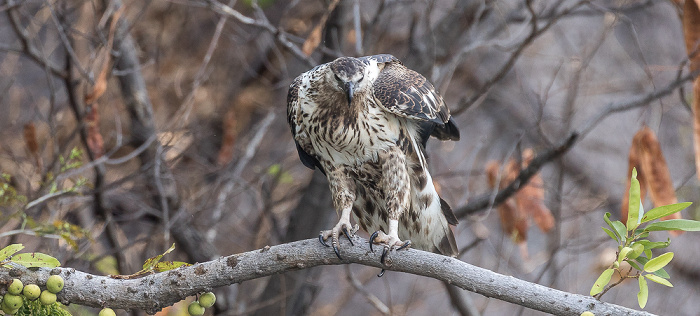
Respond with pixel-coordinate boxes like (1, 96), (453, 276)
(435, 197), (459, 257)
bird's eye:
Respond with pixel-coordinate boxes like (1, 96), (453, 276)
(334, 74), (342, 82)
(358, 76), (364, 82)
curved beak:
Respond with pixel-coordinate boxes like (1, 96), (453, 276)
(345, 81), (355, 105)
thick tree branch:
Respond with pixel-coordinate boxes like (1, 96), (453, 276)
(1, 238), (653, 316)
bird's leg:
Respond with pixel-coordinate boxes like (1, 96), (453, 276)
(319, 208), (358, 259)
(369, 147), (412, 266)
(319, 165), (357, 260)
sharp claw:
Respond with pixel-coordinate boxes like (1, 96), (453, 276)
(380, 247), (388, 265)
(397, 240), (411, 251)
(319, 234), (330, 247)
(342, 227), (354, 246)
(369, 231), (380, 252)
(377, 269), (386, 277)
(333, 244), (343, 260)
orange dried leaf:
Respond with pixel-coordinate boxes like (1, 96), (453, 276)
(485, 160), (500, 188)
(498, 199), (527, 244)
(216, 110), (237, 166)
(85, 8), (122, 104)
(516, 173), (554, 233)
(85, 106), (104, 158)
(684, 0), (700, 72)
(694, 79), (700, 181)
(23, 122), (38, 157)
(636, 127), (683, 235)
(23, 122), (41, 169)
(517, 149), (554, 232)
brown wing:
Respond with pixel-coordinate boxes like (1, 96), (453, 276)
(371, 59), (460, 141)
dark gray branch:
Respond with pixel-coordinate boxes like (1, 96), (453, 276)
(1, 238), (653, 316)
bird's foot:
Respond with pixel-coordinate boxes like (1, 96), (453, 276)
(369, 230), (411, 263)
(319, 220), (358, 260)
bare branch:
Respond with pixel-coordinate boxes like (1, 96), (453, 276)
(456, 67), (700, 217)
(1, 238), (654, 316)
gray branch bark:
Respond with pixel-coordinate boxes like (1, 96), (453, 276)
(2, 237), (654, 316)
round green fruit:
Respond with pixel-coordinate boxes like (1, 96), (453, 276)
(1, 303), (17, 315)
(188, 301), (205, 316)
(22, 284), (41, 300)
(199, 292), (216, 308)
(99, 307), (117, 316)
(3, 294), (23, 310)
(46, 275), (64, 294)
(7, 279), (23, 295)
(39, 290), (57, 305)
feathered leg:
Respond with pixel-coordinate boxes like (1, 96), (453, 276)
(369, 147), (412, 261)
(319, 165), (358, 259)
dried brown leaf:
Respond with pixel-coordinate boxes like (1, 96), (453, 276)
(694, 79), (700, 181)
(85, 7), (123, 104)
(86, 105), (104, 158)
(517, 149), (554, 233)
(23, 122), (41, 169)
(684, 0), (700, 72)
(636, 127), (683, 235)
(485, 160), (500, 188)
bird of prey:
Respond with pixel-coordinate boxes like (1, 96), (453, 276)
(287, 54), (460, 262)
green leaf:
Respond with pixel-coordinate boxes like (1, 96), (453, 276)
(653, 268), (670, 279)
(641, 202), (692, 223)
(628, 260), (643, 271)
(644, 252), (674, 273)
(627, 168), (642, 231)
(154, 261), (191, 272)
(645, 274), (673, 287)
(142, 243), (177, 271)
(638, 275), (648, 308)
(628, 243), (645, 260)
(644, 219), (700, 232)
(0, 244), (24, 262)
(637, 239), (670, 250)
(635, 257), (670, 278)
(604, 213), (625, 241)
(611, 221), (627, 243)
(10, 253), (61, 268)
(618, 247), (633, 265)
(590, 268), (614, 296)
(601, 227), (618, 242)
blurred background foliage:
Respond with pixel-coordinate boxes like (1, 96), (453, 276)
(0, 0), (699, 315)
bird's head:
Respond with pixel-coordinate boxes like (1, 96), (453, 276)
(329, 57), (367, 105)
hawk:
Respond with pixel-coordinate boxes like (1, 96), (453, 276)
(287, 54), (460, 261)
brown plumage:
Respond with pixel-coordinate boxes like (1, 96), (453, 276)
(287, 54), (460, 259)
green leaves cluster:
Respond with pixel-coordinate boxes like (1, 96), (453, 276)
(591, 168), (699, 308)
(0, 244), (60, 269)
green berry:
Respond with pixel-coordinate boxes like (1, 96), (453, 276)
(99, 308), (117, 316)
(46, 275), (64, 294)
(2, 294), (22, 310)
(7, 279), (23, 295)
(22, 284), (41, 300)
(580, 312), (595, 316)
(1, 303), (17, 315)
(188, 301), (205, 316)
(199, 292), (216, 308)
(39, 290), (56, 305)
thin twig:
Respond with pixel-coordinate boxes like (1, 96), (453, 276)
(208, 112), (277, 242)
